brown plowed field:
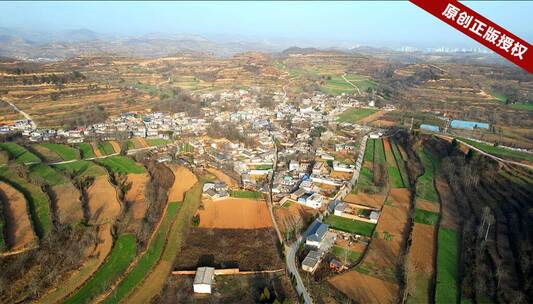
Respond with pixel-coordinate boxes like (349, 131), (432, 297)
(370, 119), (397, 127)
(124, 173), (150, 231)
(415, 199), (440, 213)
(109, 141), (121, 153)
(136, 137), (149, 148)
(167, 165), (197, 202)
(206, 167), (239, 188)
(362, 188), (410, 270)
(358, 110), (385, 124)
(86, 176), (121, 225)
(198, 198), (273, 229)
(331, 170), (353, 180)
(175, 227), (284, 271)
(328, 271), (398, 304)
(344, 192), (386, 209)
(435, 176), (460, 230)
(91, 142), (102, 157)
(274, 202), (317, 235)
(52, 183), (83, 225)
(409, 224), (436, 273)
(383, 138), (394, 166)
(0, 182), (36, 251)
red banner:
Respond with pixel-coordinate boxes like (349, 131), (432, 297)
(410, 0), (532, 73)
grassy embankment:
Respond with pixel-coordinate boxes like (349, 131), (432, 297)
(63, 234), (137, 304)
(458, 137), (533, 162)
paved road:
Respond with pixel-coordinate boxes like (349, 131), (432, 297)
(2, 99), (36, 128)
(286, 238), (313, 304)
(437, 134), (533, 171)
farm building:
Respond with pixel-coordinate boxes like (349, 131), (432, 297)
(297, 192), (325, 209)
(305, 219), (329, 248)
(332, 161), (355, 173)
(302, 250), (322, 273)
(193, 267), (215, 294)
(420, 124), (440, 132)
(450, 119), (489, 130)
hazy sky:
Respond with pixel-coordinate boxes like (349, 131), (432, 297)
(1, 1), (531, 47)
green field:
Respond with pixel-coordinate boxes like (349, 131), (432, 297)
(435, 228), (459, 304)
(321, 76), (358, 95)
(0, 167), (52, 237)
(97, 142), (116, 156)
(53, 160), (106, 177)
(332, 246), (361, 264)
(354, 167), (378, 194)
(324, 215), (376, 237)
(374, 139), (386, 164)
(229, 190), (263, 199)
(96, 156), (146, 174)
(388, 166), (405, 188)
(337, 108), (378, 123)
(416, 148), (439, 202)
(64, 234), (137, 304)
(0, 143), (41, 164)
(510, 103), (533, 111)
(145, 138), (172, 146)
(40, 143), (79, 161)
(77, 143), (96, 159)
(102, 203), (181, 303)
(413, 208), (439, 225)
(458, 138), (533, 162)
(29, 163), (67, 186)
(321, 74), (377, 95)
(344, 73), (378, 91)
(364, 139), (375, 162)
(391, 141), (409, 186)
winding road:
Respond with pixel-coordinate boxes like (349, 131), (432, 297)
(342, 73), (362, 96)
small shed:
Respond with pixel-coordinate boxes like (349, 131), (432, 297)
(302, 250), (321, 273)
(193, 267), (215, 294)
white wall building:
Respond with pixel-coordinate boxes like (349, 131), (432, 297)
(193, 267), (215, 294)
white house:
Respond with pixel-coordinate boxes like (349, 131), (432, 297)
(289, 160), (299, 172)
(193, 267), (215, 294)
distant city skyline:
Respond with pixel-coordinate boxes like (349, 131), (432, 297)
(1, 1), (531, 49)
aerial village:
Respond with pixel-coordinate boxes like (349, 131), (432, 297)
(0, 85), (508, 301)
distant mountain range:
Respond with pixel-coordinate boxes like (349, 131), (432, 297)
(0, 27), (292, 60)
(0, 27), (504, 66)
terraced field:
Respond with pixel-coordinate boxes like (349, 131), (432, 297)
(0, 143), (41, 164)
(96, 156), (146, 174)
(0, 166), (52, 237)
(39, 143), (80, 161)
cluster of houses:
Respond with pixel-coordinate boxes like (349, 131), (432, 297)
(202, 181), (229, 200)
